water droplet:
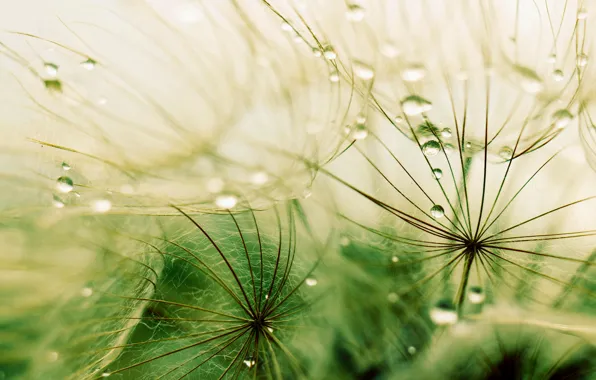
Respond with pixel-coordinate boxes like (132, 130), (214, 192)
(407, 346), (417, 355)
(380, 42), (399, 58)
(401, 64), (426, 82)
(101, 372), (111, 378)
(401, 95), (432, 116)
(215, 195), (238, 209)
(432, 168), (443, 179)
(387, 292), (399, 303)
(44, 63), (59, 77)
(546, 53), (557, 64)
(329, 71), (340, 82)
(422, 140), (441, 156)
(514, 65), (543, 93)
(391, 255), (399, 263)
(302, 188), (312, 199)
(552, 109), (573, 129)
(430, 299), (458, 325)
(467, 286), (485, 304)
(353, 61), (374, 80)
(465, 141), (472, 149)
(578, 9), (588, 20)
(552, 69), (564, 81)
(577, 53), (589, 67)
(394, 115), (404, 124)
(52, 195), (65, 209)
(351, 122), (368, 140)
(340, 236), (351, 246)
(81, 287), (93, 297)
(266, 327), (274, 333)
(44, 79), (62, 93)
(244, 357), (256, 368)
(251, 172), (269, 185)
(56, 176), (74, 193)
(441, 128), (452, 138)
(322, 45), (337, 60)
(91, 199), (112, 213)
(81, 58), (96, 71)
(499, 147), (513, 160)
(61, 162), (71, 171)
(430, 205), (445, 219)
(46, 351), (59, 362)
(280, 22), (293, 32)
(346, 4), (365, 22)
(305, 277), (318, 286)
(444, 143), (454, 155)
(312, 47), (322, 57)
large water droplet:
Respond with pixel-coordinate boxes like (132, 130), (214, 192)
(552, 109), (573, 129)
(61, 162), (71, 171)
(441, 128), (452, 138)
(81, 58), (96, 71)
(430, 299), (458, 325)
(353, 61), (374, 80)
(401, 64), (426, 82)
(467, 286), (485, 304)
(430, 205), (445, 218)
(81, 287), (93, 297)
(351, 122), (368, 140)
(305, 277), (318, 286)
(215, 194), (238, 209)
(56, 176), (74, 193)
(432, 168), (443, 179)
(312, 47), (322, 58)
(552, 69), (564, 82)
(422, 140), (441, 156)
(346, 4), (365, 22)
(329, 70), (340, 82)
(44, 63), (59, 77)
(401, 95), (432, 116)
(499, 147), (513, 160)
(52, 194), (65, 208)
(514, 65), (543, 93)
(444, 143), (454, 155)
(91, 199), (112, 213)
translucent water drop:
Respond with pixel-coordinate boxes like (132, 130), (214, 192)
(578, 9), (588, 20)
(441, 128), (452, 138)
(407, 346), (417, 355)
(552, 69), (564, 82)
(401, 64), (426, 82)
(552, 109), (573, 129)
(430, 205), (445, 219)
(312, 47), (322, 57)
(52, 195), (65, 209)
(577, 53), (589, 67)
(44, 79), (62, 92)
(280, 22), (293, 32)
(81, 287), (93, 297)
(422, 140), (441, 156)
(444, 143), (454, 155)
(61, 162), (71, 171)
(499, 147), (513, 160)
(353, 61), (374, 80)
(329, 71), (340, 82)
(81, 58), (96, 71)
(91, 199), (112, 213)
(356, 113), (366, 123)
(465, 141), (472, 149)
(322, 45), (337, 60)
(546, 53), (557, 64)
(101, 372), (111, 378)
(401, 95), (432, 116)
(467, 286), (485, 304)
(56, 176), (74, 193)
(387, 292), (399, 303)
(351, 122), (368, 140)
(215, 194), (238, 209)
(44, 63), (59, 77)
(346, 4), (365, 22)
(432, 168), (443, 179)
(251, 171), (269, 185)
(514, 65), (543, 93)
(394, 115), (404, 124)
(244, 357), (256, 368)
(391, 256), (399, 263)
(266, 327), (274, 333)
(305, 277), (318, 286)
(430, 299), (458, 325)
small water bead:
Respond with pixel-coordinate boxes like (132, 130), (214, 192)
(215, 194), (238, 209)
(552, 109), (573, 129)
(305, 277), (318, 286)
(280, 22), (293, 32)
(577, 53), (589, 67)
(443, 143), (454, 155)
(251, 171), (269, 186)
(329, 71), (340, 82)
(91, 199), (112, 213)
(81, 287), (93, 297)
(578, 9), (589, 20)
(351, 122), (368, 140)
(432, 168), (443, 179)
(422, 140), (441, 156)
(44, 79), (62, 93)
(244, 357), (256, 368)
(353, 61), (375, 80)
(499, 146), (513, 160)
(546, 53), (557, 64)
(44, 63), (59, 77)
(441, 128), (452, 138)
(391, 255), (399, 263)
(46, 351), (59, 362)
(401, 64), (426, 82)
(52, 195), (65, 209)
(430, 299), (458, 325)
(430, 205), (445, 219)
(467, 286), (485, 304)
(346, 4), (365, 22)
(61, 162), (71, 171)
(101, 372), (111, 378)
(56, 176), (74, 193)
(514, 65), (543, 93)
(81, 58), (96, 71)
(312, 47), (322, 57)
(394, 115), (404, 124)
(387, 292), (399, 303)
(407, 346), (417, 355)
(322, 45), (337, 60)
(552, 69), (564, 82)
(401, 95), (432, 116)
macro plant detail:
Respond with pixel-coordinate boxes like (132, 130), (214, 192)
(3, 0), (596, 379)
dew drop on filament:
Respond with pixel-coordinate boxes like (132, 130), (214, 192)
(81, 58), (96, 71)
(56, 176), (74, 193)
(430, 205), (445, 219)
(353, 61), (374, 80)
(215, 194), (238, 209)
(44, 63), (59, 77)
(552, 69), (564, 82)
(346, 4), (365, 22)
(401, 95), (432, 116)
(441, 128), (452, 138)
(422, 140), (441, 156)
(401, 64), (426, 82)
(244, 357), (256, 368)
(552, 109), (573, 129)
(432, 168), (443, 179)
(52, 195), (65, 208)
(430, 299), (458, 325)
(498, 147), (513, 160)
(305, 277), (318, 286)
(322, 45), (337, 60)
(467, 286), (485, 304)
(351, 123), (368, 140)
(61, 162), (71, 171)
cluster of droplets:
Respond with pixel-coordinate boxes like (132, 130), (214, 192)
(53, 163), (112, 213)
